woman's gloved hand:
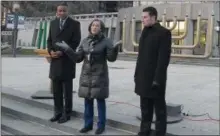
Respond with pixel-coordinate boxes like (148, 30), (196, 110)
(111, 40), (121, 52)
(113, 41), (121, 49)
(55, 41), (69, 52)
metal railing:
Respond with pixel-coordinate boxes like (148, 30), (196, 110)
(25, 12), (118, 22)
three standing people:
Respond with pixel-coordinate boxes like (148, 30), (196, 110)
(134, 7), (171, 136)
(48, 2), (170, 136)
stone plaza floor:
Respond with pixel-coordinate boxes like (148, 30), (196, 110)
(1, 56), (219, 135)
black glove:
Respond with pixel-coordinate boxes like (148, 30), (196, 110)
(113, 41), (120, 52)
(55, 41), (78, 62)
(55, 41), (69, 52)
(152, 81), (160, 90)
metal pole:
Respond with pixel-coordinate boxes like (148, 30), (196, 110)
(12, 12), (18, 57)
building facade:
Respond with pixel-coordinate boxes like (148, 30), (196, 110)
(116, 1), (220, 57)
(98, 1), (133, 12)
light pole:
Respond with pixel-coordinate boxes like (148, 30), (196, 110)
(12, 3), (20, 58)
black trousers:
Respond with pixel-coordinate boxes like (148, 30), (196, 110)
(52, 79), (73, 116)
(139, 96), (167, 136)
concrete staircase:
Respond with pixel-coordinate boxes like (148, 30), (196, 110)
(1, 92), (136, 135)
(1, 88), (176, 135)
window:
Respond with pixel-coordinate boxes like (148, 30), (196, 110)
(105, 2), (117, 12)
(169, 21), (185, 45)
(104, 28), (115, 40)
(135, 21), (142, 43)
(164, 20), (185, 54)
(109, 28), (116, 40)
(119, 22), (123, 40)
(1, 7), (7, 28)
(134, 21), (142, 52)
(193, 20), (207, 47)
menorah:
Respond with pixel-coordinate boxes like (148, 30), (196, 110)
(120, 11), (215, 59)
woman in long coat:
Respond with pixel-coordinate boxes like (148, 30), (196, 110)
(56, 19), (119, 135)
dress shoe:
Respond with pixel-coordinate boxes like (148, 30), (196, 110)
(49, 115), (61, 122)
(66, 111), (72, 116)
(79, 127), (93, 133)
(95, 128), (105, 135)
(57, 115), (70, 124)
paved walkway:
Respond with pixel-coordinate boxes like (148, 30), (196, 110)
(1, 56), (219, 135)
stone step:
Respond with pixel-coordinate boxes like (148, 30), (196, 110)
(1, 95), (134, 135)
(1, 130), (13, 135)
(1, 89), (176, 136)
(1, 125), (24, 135)
(2, 112), (70, 135)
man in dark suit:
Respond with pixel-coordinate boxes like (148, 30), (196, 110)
(134, 7), (171, 136)
(47, 2), (81, 124)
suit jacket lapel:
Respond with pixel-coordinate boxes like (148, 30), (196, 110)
(55, 18), (61, 36)
(57, 17), (70, 36)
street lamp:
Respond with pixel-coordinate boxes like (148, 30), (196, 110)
(12, 3), (20, 57)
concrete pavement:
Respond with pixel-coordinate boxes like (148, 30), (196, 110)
(1, 56), (219, 135)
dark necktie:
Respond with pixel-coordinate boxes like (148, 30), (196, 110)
(60, 20), (64, 30)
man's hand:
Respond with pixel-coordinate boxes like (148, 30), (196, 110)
(50, 51), (62, 58)
(56, 51), (63, 57)
(46, 57), (51, 63)
(152, 81), (160, 90)
(50, 51), (58, 58)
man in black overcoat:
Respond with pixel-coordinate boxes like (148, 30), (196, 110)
(47, 2), (81, 123)
(134, 6), (172, 136)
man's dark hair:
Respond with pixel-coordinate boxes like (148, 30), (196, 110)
(142, 6), (158, 20)
(57, 2), (68, 7)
